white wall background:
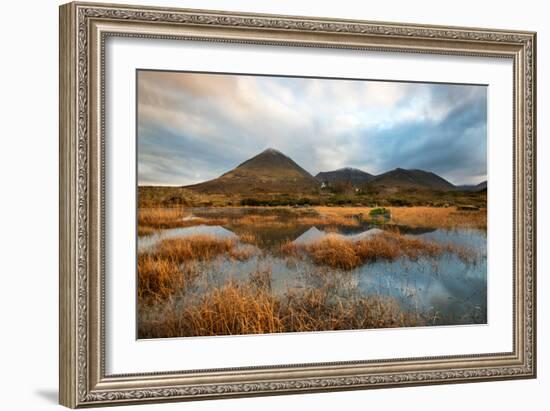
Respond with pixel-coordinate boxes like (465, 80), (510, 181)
(0, 0), (546, 410)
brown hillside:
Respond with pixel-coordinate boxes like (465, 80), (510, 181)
(184, 148), (320, 194)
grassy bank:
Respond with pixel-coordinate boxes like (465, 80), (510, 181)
(138, 185), (487, 209)
(138, 208), (228, 236)
(138, 205), (487, 236)
(312, 206), (486, 230)
(138, 279), (423, 338)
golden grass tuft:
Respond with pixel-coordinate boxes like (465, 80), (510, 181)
(138, 207), (188, 226)
(281, 231), (473, 270)
(137, 253), (201, 305)
(304, 235), (361, 270)
(137, 253), (182, 302)
(154, 234), (255, 263)
(138, 208), (228, 235)
(156, 235), (235, 262)
(137, 234), (256, 304)
(279, 240), (301, 258)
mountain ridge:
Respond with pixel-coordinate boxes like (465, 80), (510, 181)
(368, 168), (456, 191)
(455, 181), (487, 192)
(315, 167), (374, 186)
(183, 148), (483, 194)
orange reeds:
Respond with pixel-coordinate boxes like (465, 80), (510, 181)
(137, 281), (423, 338)
(282, 231), (478, 270)
(138, 208), (228, 235)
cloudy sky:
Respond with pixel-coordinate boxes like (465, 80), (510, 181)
(137, 70), (487, 186)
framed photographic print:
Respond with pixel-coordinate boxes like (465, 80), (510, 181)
(59, 2), (537, 408)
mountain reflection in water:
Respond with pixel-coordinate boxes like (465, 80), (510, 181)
(138, 223), (487, 325)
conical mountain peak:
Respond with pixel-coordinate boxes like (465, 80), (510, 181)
(261, 147), (284, 155)
(184, 148), (319, 194)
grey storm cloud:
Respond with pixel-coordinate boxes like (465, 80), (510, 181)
(137, 70), (487, 186)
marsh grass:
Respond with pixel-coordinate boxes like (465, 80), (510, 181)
(138, 208), (188, 231)
(388, 207), (486, 230)
(300, 267), (359, 298)
(137, 254), (204, 305)
(138, 234), (256, 304)
(282, 231), (478, 270)
(156, 235), (238, 262)
(232, 215), (288, 228)
(138, 280), (423, 338)
(238, 232), (258, 245)
(138, 206), (487, 237)
(138, 208), (229, 234)
(230, 213), (361, 229)
(248, 267), (272, 290)
(136, 205), (486, 338)
(295, 215), (360, 227)
(312, 206), (486, 229)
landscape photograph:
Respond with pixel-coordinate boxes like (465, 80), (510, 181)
(136, 70), (488, 339)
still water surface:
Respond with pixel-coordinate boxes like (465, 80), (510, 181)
(139, 220), (487, 325)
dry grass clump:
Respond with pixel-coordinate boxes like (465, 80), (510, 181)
(138, 208), (188, 227)
(147, 283), (283, 337)
(379, 232), (443, 260)
(155, 235), (253, 262)
(138, 234), (256, 304)
(248, 268), (272, 290)
(138, 208), (228, 235)
(138, 253), (183, 303)
(138, 281), (423, 338)
(137, 253), (202, 305)
(156, 235), (235, 262)
(304, 236), (361, 270)
(238, 232), (258, 244)
(279, 240), (300, 258)
(282, 232), (449, 270)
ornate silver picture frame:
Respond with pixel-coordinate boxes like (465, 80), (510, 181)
(59, 1), (536, 408)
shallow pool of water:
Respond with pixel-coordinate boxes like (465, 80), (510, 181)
(138, 222), (487, 326)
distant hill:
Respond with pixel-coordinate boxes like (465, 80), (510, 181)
(315, 167), (374, 186)
(456, 181), (487, 191)
(368, 168), (456, 191)
(183, 148), (320, 194)
(477, 181), (487, 190)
